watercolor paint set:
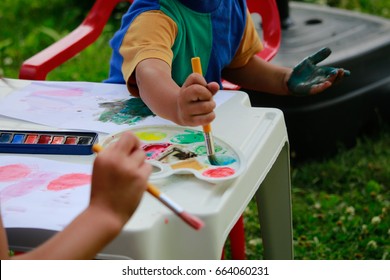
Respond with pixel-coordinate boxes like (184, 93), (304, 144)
(0, 130), (98, 155)
(103, 125), (246, 183)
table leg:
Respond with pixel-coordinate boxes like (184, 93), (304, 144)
(255, 142), (294, 259)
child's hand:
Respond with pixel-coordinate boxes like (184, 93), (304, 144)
(90, 132), (151, 225)
(177, 73), (220, 126)
(287, 47), (350, 96)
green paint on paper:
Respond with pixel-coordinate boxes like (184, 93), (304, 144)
(98, 98), (154, 125)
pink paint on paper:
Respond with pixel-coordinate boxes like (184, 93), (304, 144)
(0, 164), (32, 182)
(202, 167), (235, 178)
(47, 173), (91, 191)
(0, 178), (47, 203)
(32, 88), (84, 97)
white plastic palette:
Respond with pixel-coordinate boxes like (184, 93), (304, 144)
(102, 125), (246, 183)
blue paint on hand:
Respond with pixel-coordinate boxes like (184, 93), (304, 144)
(287, 47), (351, 96)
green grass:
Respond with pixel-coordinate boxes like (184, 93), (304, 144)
(300, 0), (390, 19)
(243, 127), (390, 260)
(1, 0), (389, 260)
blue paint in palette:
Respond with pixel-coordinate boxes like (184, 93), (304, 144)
(11, 134), (25, 144)
(0, 133), (12, 143)
(0, 130), (98, 155)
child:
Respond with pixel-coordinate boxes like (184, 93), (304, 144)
(106, 0), (349, 127)
(0, 131), (151, 259)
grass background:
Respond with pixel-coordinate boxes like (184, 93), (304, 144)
(0, 0), (389, 259)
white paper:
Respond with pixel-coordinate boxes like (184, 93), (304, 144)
(0, 81), (233, 134)
(0, 156), (92, 231)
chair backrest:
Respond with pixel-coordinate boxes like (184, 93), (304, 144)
(19, 0), (281, 89)
(19, 0), (133, 80)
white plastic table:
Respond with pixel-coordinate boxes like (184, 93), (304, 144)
(0, 78), (293, 259)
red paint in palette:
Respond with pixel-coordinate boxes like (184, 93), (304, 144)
(64, 137), (77, 144)
(47, 173), (91, 191)
(142, 143), (171, 159)
(51, 136), (65, 144)
(25, 134), (38, 144)
(37, 135), (52, 144)
(202, 167), (235, 178)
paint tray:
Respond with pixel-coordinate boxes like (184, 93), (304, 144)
(102, 125), (246, 183)
(0, 130), (98, 155)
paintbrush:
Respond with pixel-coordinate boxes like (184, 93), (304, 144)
(191, 57), (220, 166)
(92, 144), (204, 230)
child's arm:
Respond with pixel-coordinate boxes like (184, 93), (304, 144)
(1, 132), (151, 260)
(135, 58), (220, 126)
(222, 55), (292, 95)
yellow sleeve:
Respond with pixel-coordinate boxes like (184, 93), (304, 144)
(119, 11), (177, 96)
(227, 9), (263, 69)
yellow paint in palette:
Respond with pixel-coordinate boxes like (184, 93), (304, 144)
(135, 131), (167, 141)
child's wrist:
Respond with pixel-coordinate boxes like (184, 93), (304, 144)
(86, 204), (125, 236)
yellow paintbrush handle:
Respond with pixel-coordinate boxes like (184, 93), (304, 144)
(147, 183), (161, 197)
(191, 57), (203, 75)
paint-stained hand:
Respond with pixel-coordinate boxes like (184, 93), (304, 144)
(287, 47), (350, 96)
(177, 73), (219, 126)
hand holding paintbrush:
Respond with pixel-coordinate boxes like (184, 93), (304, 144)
(93, 142), (204, 230)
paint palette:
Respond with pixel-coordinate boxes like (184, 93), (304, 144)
(102, 125), (246, 183)
(0, 130), (98, 155)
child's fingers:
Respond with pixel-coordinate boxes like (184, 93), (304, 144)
(309, 81), (332, 95)
(307, 47), (332, 65)
(183, 73), (207, 87)
(206, 82), (220, 95)
(111, 131), (141, 155)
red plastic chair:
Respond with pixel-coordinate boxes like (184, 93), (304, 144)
(19, 0), (133, 80)
(19, 0), (281, 86)
(18, 0), (281, 260)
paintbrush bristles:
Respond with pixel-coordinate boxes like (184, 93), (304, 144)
(203, 132), (215, 157)
(179, 212), (205, 230)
